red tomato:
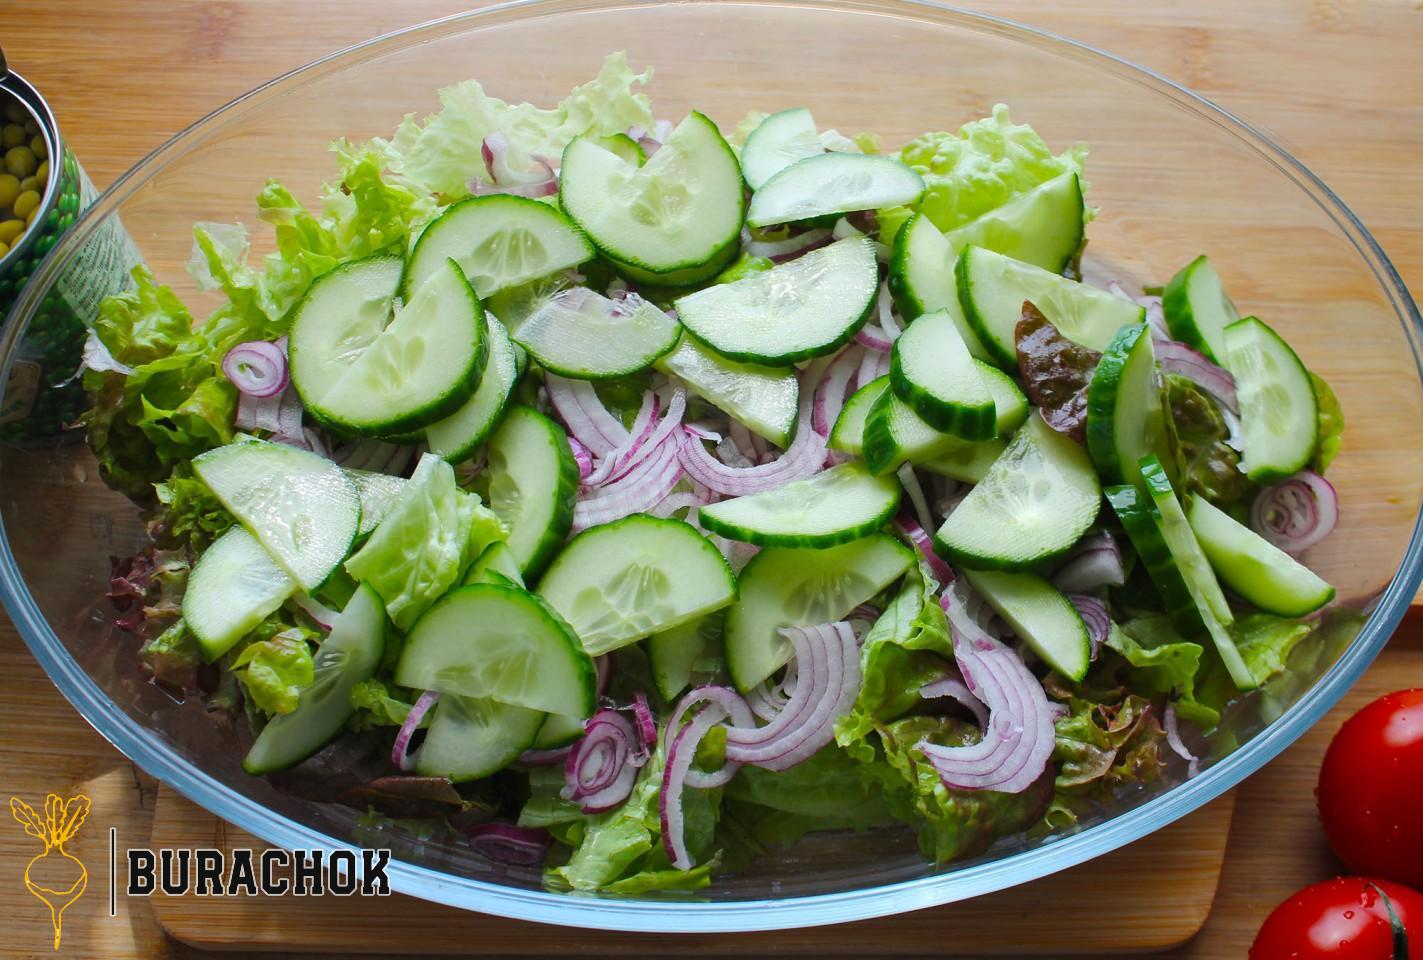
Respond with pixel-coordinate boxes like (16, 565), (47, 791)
(1317, 689), (1423, 888)
(1250, 877), (1423, 959)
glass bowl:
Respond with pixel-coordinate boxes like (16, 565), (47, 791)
(3, 0), (1421, 933)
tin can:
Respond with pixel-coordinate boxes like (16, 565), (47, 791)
(0, 51), (142, 444)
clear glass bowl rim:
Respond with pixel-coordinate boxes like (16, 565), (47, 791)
(3, 0), (1422, 933)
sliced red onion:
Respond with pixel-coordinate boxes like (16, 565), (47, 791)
(392, 690), (439, 773)
(222, 339), (289, 399)
(568, 436), (594, 481)
(582, 389), (659, 485)
(1250, 470), (1339, 556)
(572, 433), (684, 532)
(648, 491), (708, 518)
(683, 422), (722, 444)
(626, 125), (661, 158)
(562, 709), (644, 813)
(921, 676), (989, 728)
(723, 623), (860, 772)
(474, 131), (558, 198)
(812, 348), (863, 438)
(234, 390), (283, 434)
(745, 658), (798, 722)
(660, 699), (728, 871)
(631, 691), (658, 747)
(855, 324), (892, 353)
(1163, 704), (1201, 778)
(545, 374), (629, 456)
(897, 464), (934, 532)
(585, 386), (686, 488)
(678, 387), (827, 496)
(746, 227), (833, 263)
(923, 587), (1056, 794)
(1050, 531), (1126, 593)
(292, 593), (338, 631)
(662, 685), (756, 755)
(1068, 593), (1110, 661)
(728, 420), (757, 464)
(273, 384), (307, 448)
(854, 347), (891, 387)
(892, 513), (955, 586)
(652, 119), (674, 142)
(467, 823), (550, 866)
(1155, 339), (1238, 414)
(876, 282), (902, 341)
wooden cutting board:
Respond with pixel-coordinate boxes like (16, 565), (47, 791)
(147, 790), (1234, 956)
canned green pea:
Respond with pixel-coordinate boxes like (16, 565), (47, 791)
(0, 52), (142, 445)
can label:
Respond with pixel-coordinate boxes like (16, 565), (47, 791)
(53, 165), (144, 325)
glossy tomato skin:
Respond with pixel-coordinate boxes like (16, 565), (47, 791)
(1317, 689), (1423, 889)
(1250, 877), (1423, 959)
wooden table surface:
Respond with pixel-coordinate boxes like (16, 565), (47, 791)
(2, 1), (1421, 957)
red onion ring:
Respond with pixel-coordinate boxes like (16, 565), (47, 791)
(648, 490), (711, 519)
(467, 823), (551, 866)
(678, 386), (827, 496)
(1155, 339), (1239, 414)
(876, 281), (901, 341)
(519, 744), (575, 766)
(1050, 531), (1125, 593)
(892, 513), (955, 586)
(855, 324), (892, 353)
(391, 690), (439, 773)
(660, 700), (728, 871)
(562, 708), (645, 813)
(855, 347), (890, 388)
(292, 593), (338, 631)
(222, 339), (289, 399)
(568, 436), (595, 481)
(586, 386), (687, 488)
(746, 227), (834, 263)
(920, 676), (989, 728)
(571, 433), (685, 532)
(1163, 703), (1201, 779)
(632, 691), (657, 747)
(545, 374), (629, 456)
(473, 131), (558, 198)
(812, 348), (863, 438)
(1250, 470), (1339, 555)
(1067, 593), (1110, 661)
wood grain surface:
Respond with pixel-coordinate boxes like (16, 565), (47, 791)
(1, 1), (1421, 958)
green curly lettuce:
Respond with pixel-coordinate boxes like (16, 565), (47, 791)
(373, 51), (655, 203)
(151, 465), (236, 552)
(880, 104), (1087, 244)
(722, 745), (897, 849)
(231, 628), (315, 715)
(1310, 371), (1344, 473)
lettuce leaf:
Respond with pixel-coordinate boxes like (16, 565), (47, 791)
(1162, 373), (1252, 507)
(374, 52), (654, 203)
(723, 745), (897, 841)
(344, 453), (508, 630)
(232, 628), (315, 715)
(1110, 617), (1206, 700)
(140, 620), (202, 689)
(880, 104), (1087, 244)
(1051, 693), (1164, 790)
(1310, 371), (1344, 473)
(347, 678), (417, 730)
(151, 465), (237, 552)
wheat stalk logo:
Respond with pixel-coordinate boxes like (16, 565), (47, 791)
(10, 794), (89, 950)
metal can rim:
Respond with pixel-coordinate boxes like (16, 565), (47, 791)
(0, 68), (66, 269)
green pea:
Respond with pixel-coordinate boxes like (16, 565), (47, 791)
(2, 103), (23, 125)
(30, 136), (47, 160)
(0, 219), (24, 244)
(1, 125), (24, 149)
(19, 176), (39, 194)
(5, 146), (37, 179)
(13, 190), (40, 219)
(35, 161), (48, 183)
(0, 174), (18, 209)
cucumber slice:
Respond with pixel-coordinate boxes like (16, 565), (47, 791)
(242, 583), (387, 774)
(1107, 483), (1198, 628)
(1086, 322), (1165, 486)
(698, 461), (901, 547)
(933, 414), (1101, 570)
(647, 615), (719, 702)
(597, 133), (647, 166)
(403, 194), (593, 300)
(508, 287), (678, 380)
(193, 438), (361, 591)
(464, 541), (526, 588)
(828, 376), (888, 456)
(962, 569), (1090, 681)
(424, 316), (520, 463)
(1138, 455), (1253, 689)
(1224, 316), (1318, 483)
(531, 710), (585, 750)
(887, 213), (994, 361)
(395, 582), (596, 717)
(891, 308), (997, 440)
(674, 237), (878, 365)
(183, 526), (294, 661)
(536, 515), (737, 656)
(1162, 255), (1239, 364)
(740, 107), (823, 190)
(919, 435), (1009, 483)
(956, 245), (1145, 367)
(979, 360), (1029, 433)
(560, 112), (745, 285)
(344, 469), (405, 539)
(863, 385), (950, 475)
(1187, 495), (1334, 617)
(414, 694), (544, 781)
(941, 172), (1085, 274)
(292, 256), (488, 435)
(725, 533), (914, 691)
(486, 407), (579, 578)
(747, 153), (924, 228)
(655, 334), (799, 447)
